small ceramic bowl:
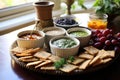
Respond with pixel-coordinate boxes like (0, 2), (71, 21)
(49, 36), (80, 58)
(54, 16), (79, 29)
(17, 30), (45, 49)
(66, 27), (91, 47)
(43, 27), (66, 48)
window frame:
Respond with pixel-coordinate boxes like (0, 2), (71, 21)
(0, 2), (34, 19)
(0, 0), (95, 35)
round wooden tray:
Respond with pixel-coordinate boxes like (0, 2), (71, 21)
(10, 41), (120, 75)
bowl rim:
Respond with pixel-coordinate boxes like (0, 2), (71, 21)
(66, 27), (92, 38)
(49, 36), (80, 49)
(17, 30), (45, 41)
(33, 1), (54, 7)
(42, 27), (66, 36)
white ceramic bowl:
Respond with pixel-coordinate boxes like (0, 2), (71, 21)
(43, 27), (66, 48)
(49, 36), (80, 58)
(17, 30), (45, 49)
(66, 27), (91, 47)
(54, 16), (79, 30)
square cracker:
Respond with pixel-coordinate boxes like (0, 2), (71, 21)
(98, 50), (115, 59)
(18, 56), (33, 60)
(26, 61), (43, 67)
(34, 51), (51, 60)
(106, 50), (115, 57)
(11, 47), (26, 53)
(89, 54), (101, 66)
(60, 64), (78, 73)
(35, 60), (52, 68)
(103, 58), (112, 63)
(84, 46), (99, 55)
(22, 48), (40, 55)
(79, 59), (91, 70)
(16, 53), (32, 57)
(71, 57), (85, 65)
(48, 55), (61, 62)
(18, 57), (38, 62)
(92, 59), (103, 67)
(41, 66), (56, 70)
(79, 52), (94, 59)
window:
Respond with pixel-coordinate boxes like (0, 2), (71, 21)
(0, 0), (38, 9)
(0, 0), (95, 35)
(0, 0), (39, 18)
(0, 0), (63, 35)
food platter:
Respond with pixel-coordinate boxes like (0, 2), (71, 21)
(10, 40), (119, 75)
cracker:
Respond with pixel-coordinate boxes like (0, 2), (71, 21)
(11, 47), (26, 53)
(48, 55), (61, 62)
(41, 66), (55, 70)
(26, 61), (43, 67)
(103, 58), (112, 63)
(18, 57), (38, 62)
(106, 50), (115, 57)
(18, 56), (33, 60)
(84, 46), (99, 55)
(98, 50), (115, 59)
(60, 64), (78, 73)
(89, 54), (101, 65)
(92, 59), (103, 67)
(71, 57), (85, 65)
(35, 60), (52, 68)
(22, 48), (40, 55)
(15, 48), (40, 57)
(16, 53), (32, 57)
(79, 52), (94, 59)
(79, 60), (91, 70)
(34, 51), (51, 60)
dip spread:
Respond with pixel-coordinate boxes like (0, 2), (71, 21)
(52, 38), (76, 48)
(69, 31), (88, 37)
(45, 29), (64, 36)
(19, 33), (42, 40)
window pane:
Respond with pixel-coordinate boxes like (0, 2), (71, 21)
(0, 0), (38, 9)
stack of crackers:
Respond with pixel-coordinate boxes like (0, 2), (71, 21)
(11, 46), (115, 73)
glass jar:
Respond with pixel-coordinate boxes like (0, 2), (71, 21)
(88, 13), (108, 29)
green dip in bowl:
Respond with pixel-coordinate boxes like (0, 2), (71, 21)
(69, 31), (88, 37)
(52, 38), (76, 48)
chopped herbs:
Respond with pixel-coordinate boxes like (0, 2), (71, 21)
(54, 58), (66, 69)
(54, 56), (75, 69)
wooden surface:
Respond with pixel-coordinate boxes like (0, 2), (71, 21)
(0, 13), (120, 80)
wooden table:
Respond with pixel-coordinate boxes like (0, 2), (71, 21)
(0, 13), (120, 80)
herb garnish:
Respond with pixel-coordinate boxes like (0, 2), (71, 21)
(68, 56), (75, 63)
(54, 56), (75, 69)
(54, 58), (66, 69)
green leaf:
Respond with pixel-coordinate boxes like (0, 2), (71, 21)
(60, 58), (66, 64)
(54, 61), (62, 69)
(71, 4), (76, 10)
(78, 0), (84, 5)
(54, 58), (66, 69)
(93, 0), (103, 7)
(81, 4), (87, 10)
(105, 0), (109, 9)
(94, 0), (120, 15)
(68, 56), (75, 62)
(77, 0), (87, 9)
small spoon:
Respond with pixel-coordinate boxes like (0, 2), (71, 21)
(29, 21), (39, 39)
